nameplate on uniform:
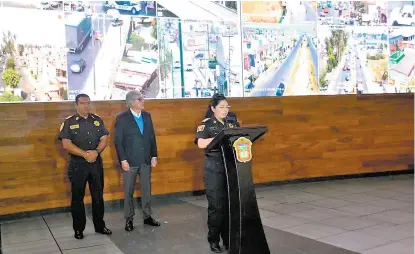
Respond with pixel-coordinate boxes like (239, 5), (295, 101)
(70, 124), (80, 129)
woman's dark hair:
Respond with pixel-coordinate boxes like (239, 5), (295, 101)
(205, 93), (227, 118)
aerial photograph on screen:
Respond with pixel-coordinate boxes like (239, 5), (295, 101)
(318, 1), (387, 26)
(157, 1), (242, 99)
(1, 1), (413, 103)
(0, 7), (68, 102)
(241, 1), (317, 24)
(318, 25), (388, 95)
(389, 27), (415, 93)
(1, 1), (64, 11)
(98, 1), (156, 16)
(65, 8), (158, 100)
(242, 24), (318, 97)
(388, 1), (415, 27)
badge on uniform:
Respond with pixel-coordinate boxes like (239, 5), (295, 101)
(228, 123), (234, 128)
(94, 121), (100, 127)
(197, 125), (205, 132)
(233, 137), (253, 163)
(70, 124), (80, 129)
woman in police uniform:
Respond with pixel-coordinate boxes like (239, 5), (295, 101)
(194, 93), (239, 253)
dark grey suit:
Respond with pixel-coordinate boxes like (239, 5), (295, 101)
(114, 109), (158, 220)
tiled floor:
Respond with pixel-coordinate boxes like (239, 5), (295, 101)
(1, 174), (413, 254)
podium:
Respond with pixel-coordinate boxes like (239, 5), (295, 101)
(206, 126), (270, 254)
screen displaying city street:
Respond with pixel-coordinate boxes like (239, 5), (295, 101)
(318, 26), (388, 95)
(0, 7), (68, 102)
(157, 0), (242, 98)
(241, 1), (317, 24)
(389, 27), (415, 93)
(0, 1), (414, 103)
(388, 1), (415, 27)
(318, 1), (388, 26)
(242, 24), (318, 97)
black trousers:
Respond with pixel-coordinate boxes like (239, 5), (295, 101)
(204, 155), (229, 246)
(68, 159), (106, 232)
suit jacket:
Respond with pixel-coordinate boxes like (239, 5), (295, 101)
(114, 109), (158, 167)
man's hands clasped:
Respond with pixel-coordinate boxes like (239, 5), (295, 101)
(84, 150), (98, 163)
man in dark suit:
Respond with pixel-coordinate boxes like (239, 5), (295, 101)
(114, 90), (160, 231)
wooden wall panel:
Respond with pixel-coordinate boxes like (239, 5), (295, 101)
(0, 94), (413, 216)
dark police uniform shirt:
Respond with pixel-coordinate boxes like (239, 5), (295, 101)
(194, 116), (239, 155)
(59, 113), (109, 162)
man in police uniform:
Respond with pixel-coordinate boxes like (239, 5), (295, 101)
(59, 94), (112, 240)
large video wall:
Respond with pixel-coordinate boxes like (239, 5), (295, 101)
(0, 1), (414, 102)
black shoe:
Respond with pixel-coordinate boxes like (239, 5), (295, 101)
(144, 217), (161, 227)
(125, 219), (134, 232)
(95, 227), (112, 235)
(209, 242), (222, 253)
(74, 231), (84, 240)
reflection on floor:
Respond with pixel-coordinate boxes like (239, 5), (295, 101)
(1, 174), (413, 254)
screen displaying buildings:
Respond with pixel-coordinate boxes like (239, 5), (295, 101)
(0, 1), (413, 102)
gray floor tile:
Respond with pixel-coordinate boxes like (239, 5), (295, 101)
(0, 217), (44, 225)
(364, 190), (409, 199)
(186, 199), (208, 208)
(261, 213), (312, 229)
(259, 209), (279, 219)
(282, 222), (346, 239)
(261, 203), (319, 214)
(334, 203), (389, 216)
(318, 231), (393, 252)
(335, 193), (384, 203)
(1, 227), (53, 245)
(397, 237), (414, 246)
(43, 213), (74, 227)
(394, 186), (414, 194)
(256, 188), (304, 198)
(289, 208), (352, 221)
(257, 198), (280, 207)
(1, 217), (47, 232)
(395, 205), (414, 214)
(363, 210), (414, 224)
(62, 244), (123, 254)
(356, 223), (414, 242)
(362, 242), (414, 254)
(1, 239), (60, 254)
(392, 194), (414, 203)
(306, 198), (353, 208)
(319, 216), (387, 230)
(283, 193), (328, 202)
(55, 233), (113, 250)
(362, 197), (412, 210)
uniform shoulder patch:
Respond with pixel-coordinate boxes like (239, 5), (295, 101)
(59, 122), (64, 131)
(202, 118), (210, 123)
(197, 125), (205, 132)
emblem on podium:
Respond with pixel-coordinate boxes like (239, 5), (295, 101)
(233, 137), (252, 163)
